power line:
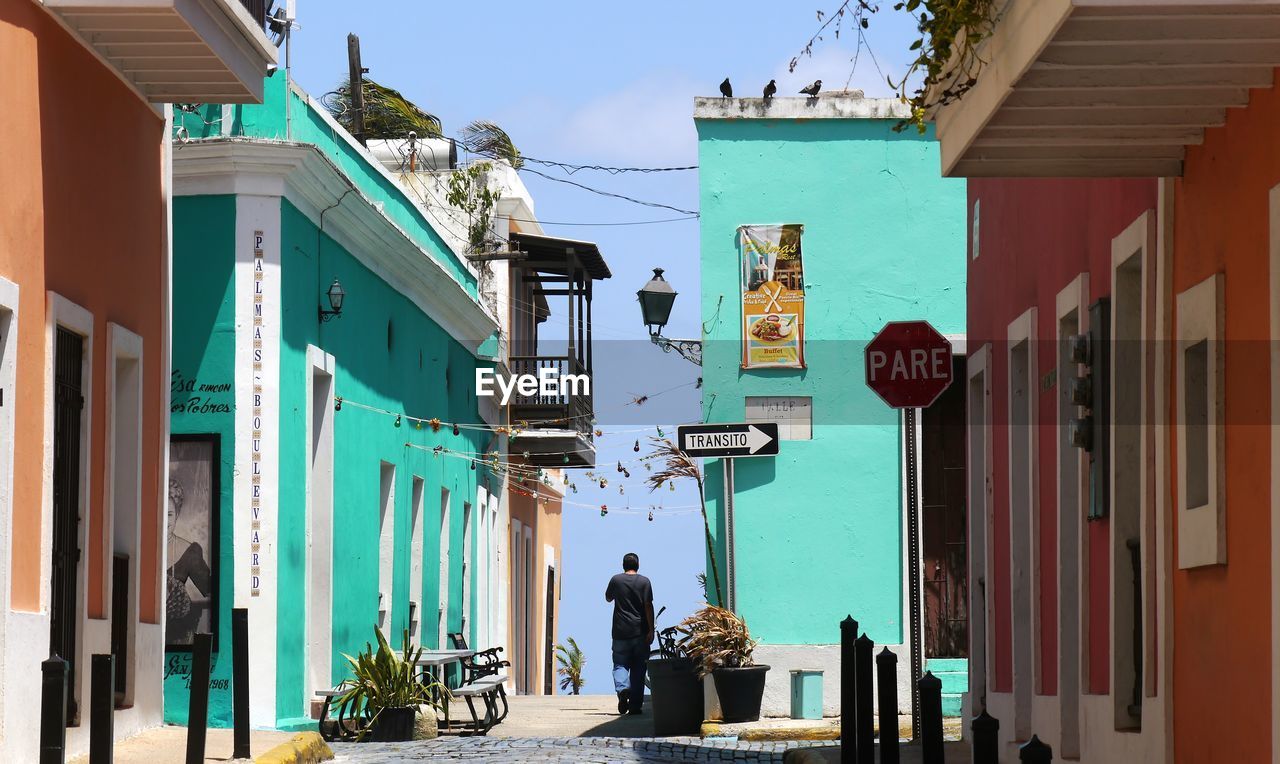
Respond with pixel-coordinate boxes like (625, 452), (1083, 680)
(521, 156), (698, 175)
(519, 166), (700, 217)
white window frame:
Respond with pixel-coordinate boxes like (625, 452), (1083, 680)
(1109, 209), (1156, 731)
(1055, 274), (1089, 759)
(378, 462), (396, 630)
(44, 291), (95, 717)
(304, 345), (335, 701)
(0, 277), (18, 635)
(1269, 180), (1280, 760)
(106, 321), (143, 706)
(1175, 273), (1225, 569)
(1006, 307), (1037, 740)
(409, 477), (425, 642)
(439, 487), (451, 649)
(966, 343), (992, 716)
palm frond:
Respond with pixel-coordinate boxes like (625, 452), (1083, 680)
(326, 77), (443, 140)
(459, 120), (523, 169)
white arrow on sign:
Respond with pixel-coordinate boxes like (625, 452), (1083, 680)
(745, 425), (772, 454)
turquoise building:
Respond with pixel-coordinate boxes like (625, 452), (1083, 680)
(694, 95), (968, 716)
(166, 73), (505, 729)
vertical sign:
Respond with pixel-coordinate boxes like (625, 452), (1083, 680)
(235, 199), (280, 725)
(739, 224), (806, 369)
(250, 230), (264, 598)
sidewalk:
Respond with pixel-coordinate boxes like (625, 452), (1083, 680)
(66, 726), (326, 764)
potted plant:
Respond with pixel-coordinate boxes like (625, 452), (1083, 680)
(334, 627), (446, 742)
(678, 605), (770, 723)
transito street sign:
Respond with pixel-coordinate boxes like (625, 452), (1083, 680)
(676, 422), (779, 458)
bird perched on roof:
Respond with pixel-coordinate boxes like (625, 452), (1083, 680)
(720, 78), (733, 99)
(800, 80), (822, 97)
(763, 80), (777, 101)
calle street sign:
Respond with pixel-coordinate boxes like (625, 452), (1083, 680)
(677, 422), (779, 458)
(864, 320), (955, 409)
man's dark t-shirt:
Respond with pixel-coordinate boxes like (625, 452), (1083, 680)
(605, 573), (653, 640)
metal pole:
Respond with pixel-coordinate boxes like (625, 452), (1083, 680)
(919, 672), (943, 764)
(185, 634), (212, 764)
(905, 407), (923, 739)
(40, 656), (69, 764)
(232, 609), (250, 759)
(89, 654), (114, 764)
(724, 459), (736, 612)
(854, 635), (874, 764)
(877, 648), (900, 764)
(840, 616), (857, 764)
(346, 34), (367, 145)
(971, 710), (1000, 764)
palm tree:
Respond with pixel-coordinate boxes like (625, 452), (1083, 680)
(645, 438), (725, 605)
(326, 77), (443, 140)
(555, 638), (586, 695)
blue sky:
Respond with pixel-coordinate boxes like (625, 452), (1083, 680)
(287, 0), (920, 694)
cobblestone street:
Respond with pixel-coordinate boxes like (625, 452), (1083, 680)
(332, 736), (828, 763)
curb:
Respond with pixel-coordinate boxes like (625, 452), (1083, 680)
(701, 721), (841, 741)
(255, 732), (334, 764)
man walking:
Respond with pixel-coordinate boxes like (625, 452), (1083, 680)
(605, 552), (654, 715)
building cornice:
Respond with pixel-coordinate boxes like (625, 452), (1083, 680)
(172, 139), (500, 353)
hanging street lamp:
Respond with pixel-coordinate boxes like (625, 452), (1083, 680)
(636, 268), (701, 366)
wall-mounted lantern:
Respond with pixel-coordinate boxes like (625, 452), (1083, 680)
(319, 278), (345, 323)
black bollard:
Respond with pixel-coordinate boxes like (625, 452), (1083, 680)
(185, 634), (212, 764)
(971, 710), (999, 764)
(40, 656), (69, 764)
(918, 672), (944, 764)
(90, 654), (115, 764)
(855, 634), (874, 764)
(840, 616), (858, 764)
(876, 648), (899, 764)
(1019, 735), (1053, 764)
(232, 608), (250, 759)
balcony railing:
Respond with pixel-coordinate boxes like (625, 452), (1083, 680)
(508, 355), (593, 435)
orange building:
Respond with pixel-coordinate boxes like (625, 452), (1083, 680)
(0, 0), (273, 758)
(931, 2), (1280, 761)
(507, 467), (563, 695)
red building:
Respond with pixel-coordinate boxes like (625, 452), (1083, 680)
(936, 1), (1280, 760)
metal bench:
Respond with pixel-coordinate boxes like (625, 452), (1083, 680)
(449, 675), (507, 736)
(314, 688), (354, 742)
(448, 633), (511, 724)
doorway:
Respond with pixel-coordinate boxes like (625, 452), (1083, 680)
(51, 326), (85, 724)
(543, 565), (555, 695)
(922, 356), (969, 658)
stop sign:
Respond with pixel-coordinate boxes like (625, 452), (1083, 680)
(864, 320), (954, 409)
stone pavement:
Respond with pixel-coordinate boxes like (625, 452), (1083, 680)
(330, 695), (970, 763)
(65, 725), (299, 763)
(332, 736), (829, 763)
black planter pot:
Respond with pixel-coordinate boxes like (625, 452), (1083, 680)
(712, 665), (770, 723)
(647, 657), (705, 736)
(368, 706), (416, 742)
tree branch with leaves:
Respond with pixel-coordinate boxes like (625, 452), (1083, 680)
(645, 438), (725, 606)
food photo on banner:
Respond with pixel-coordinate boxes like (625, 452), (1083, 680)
(166, 434), (219, 650)
(739, 223), (806, 369)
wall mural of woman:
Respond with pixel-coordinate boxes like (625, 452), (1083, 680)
(167, 435), (218, 649)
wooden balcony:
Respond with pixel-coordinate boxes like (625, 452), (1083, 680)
(43, 0), (278, 103)
(508, 355), (595, 468)
(932, 0), (1280, 177)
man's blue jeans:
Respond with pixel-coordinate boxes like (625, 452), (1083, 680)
(612, 635), (649, 708)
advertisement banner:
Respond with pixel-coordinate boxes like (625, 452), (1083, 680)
(739, 224), (805, 369)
